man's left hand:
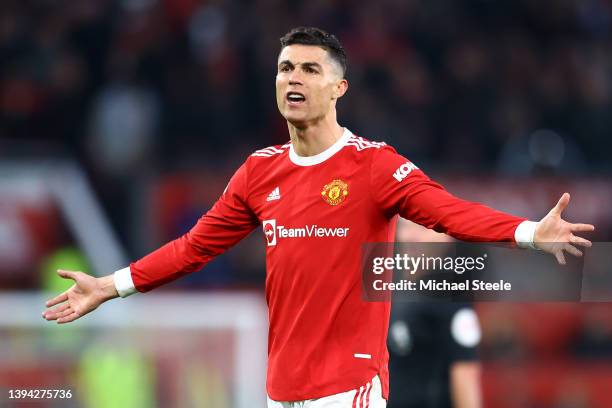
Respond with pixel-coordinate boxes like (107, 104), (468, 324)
(534, 192), (595, 264)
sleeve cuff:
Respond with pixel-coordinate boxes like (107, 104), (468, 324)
(514, 220), (539, 250)
(114, 266), (137, 298)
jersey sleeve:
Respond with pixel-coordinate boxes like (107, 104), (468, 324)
(369, 146), (526, 242)
(129, 161), (259, 292)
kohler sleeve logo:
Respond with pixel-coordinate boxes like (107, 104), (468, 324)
(393, 162), (419, 182)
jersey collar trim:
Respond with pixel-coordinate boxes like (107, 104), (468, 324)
(288, 127), (352, 166)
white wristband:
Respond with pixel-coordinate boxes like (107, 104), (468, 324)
(514, 220), (539, 250)
(114, 267), (137, 298)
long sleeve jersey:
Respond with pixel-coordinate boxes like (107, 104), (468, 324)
(115, 128), (535, 401)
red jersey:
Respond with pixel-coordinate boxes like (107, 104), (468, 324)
(125, 128), (527, 401)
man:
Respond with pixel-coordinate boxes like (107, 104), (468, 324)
(43, 27), (594, 407)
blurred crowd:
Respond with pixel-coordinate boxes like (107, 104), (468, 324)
(2, 0), (612, 175)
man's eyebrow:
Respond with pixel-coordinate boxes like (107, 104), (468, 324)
(301, 62), (322, 70)
(278, 60), (323, 70)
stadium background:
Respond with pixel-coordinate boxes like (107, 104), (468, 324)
(1, 0), (612, 406)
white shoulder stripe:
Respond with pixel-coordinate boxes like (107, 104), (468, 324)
(354, 135), (386, 145)
(350, 135), (387, 146)
(255, 147), (283, 155)
(346, 141), (378, 151)
(346, 136), (386, 151)
(251, 144), (290, 158)
(346, 141), (386, 151)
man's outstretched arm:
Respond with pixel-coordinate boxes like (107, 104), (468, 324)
(42, 270), (118, 324)
(43, 161), (259, 323)
(370, 146), (594, 262)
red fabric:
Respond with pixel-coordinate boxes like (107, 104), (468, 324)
(130, 135), (525, 401)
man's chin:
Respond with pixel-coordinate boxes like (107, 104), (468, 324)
(283, 114), (310, 128)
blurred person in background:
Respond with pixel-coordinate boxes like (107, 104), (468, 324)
(388, 219), (482, 408)
(41, 26), (594, 408)
(572, 304), (612, 358)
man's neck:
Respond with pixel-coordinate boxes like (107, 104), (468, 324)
(288, 119), (344, 157)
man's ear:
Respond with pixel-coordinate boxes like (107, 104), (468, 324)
(333, 79), (349, 100)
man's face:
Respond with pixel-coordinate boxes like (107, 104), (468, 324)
(276, 44), (347, 127)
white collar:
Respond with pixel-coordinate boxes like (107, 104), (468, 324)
(289, 127), (352, 166)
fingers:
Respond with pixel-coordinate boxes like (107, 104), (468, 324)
(553, 242), (586, 265)
(57, 312), (80, 324)
(45, 270), (78, 308)
(43, 307), (72, 322)
(57, 269), (79, 280)
(570, 223), (595, 233)
(45, 291), (68, 308)
(563, 243), (582, 258)
(555, 250), (566, 265)
(43, 305), (81, 324)
(42, 303), (70, 321)
(570, 234), (592, 248)
(550, 192), (570, 216)
(57, 307), (75, 320)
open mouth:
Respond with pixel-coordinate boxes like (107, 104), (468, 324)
(286, 92), (306, 105)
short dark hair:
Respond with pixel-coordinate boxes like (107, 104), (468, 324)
(280, 27), (347, 77)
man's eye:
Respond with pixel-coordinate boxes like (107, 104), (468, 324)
(280, 66), (291, 72)
(304, 67), (318, 74)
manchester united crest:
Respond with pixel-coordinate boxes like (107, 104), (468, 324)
(321, 179), (349, 206)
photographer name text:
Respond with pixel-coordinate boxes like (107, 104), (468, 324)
(372, 279), (512, 292)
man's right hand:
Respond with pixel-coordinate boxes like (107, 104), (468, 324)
(42, 270), (119, 324)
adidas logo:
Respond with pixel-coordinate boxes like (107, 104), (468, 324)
(266, 187), (281, 202)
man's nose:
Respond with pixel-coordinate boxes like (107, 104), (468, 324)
(288, 70), (303, 85)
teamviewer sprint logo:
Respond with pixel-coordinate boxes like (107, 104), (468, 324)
(263, 219), (277, 246)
